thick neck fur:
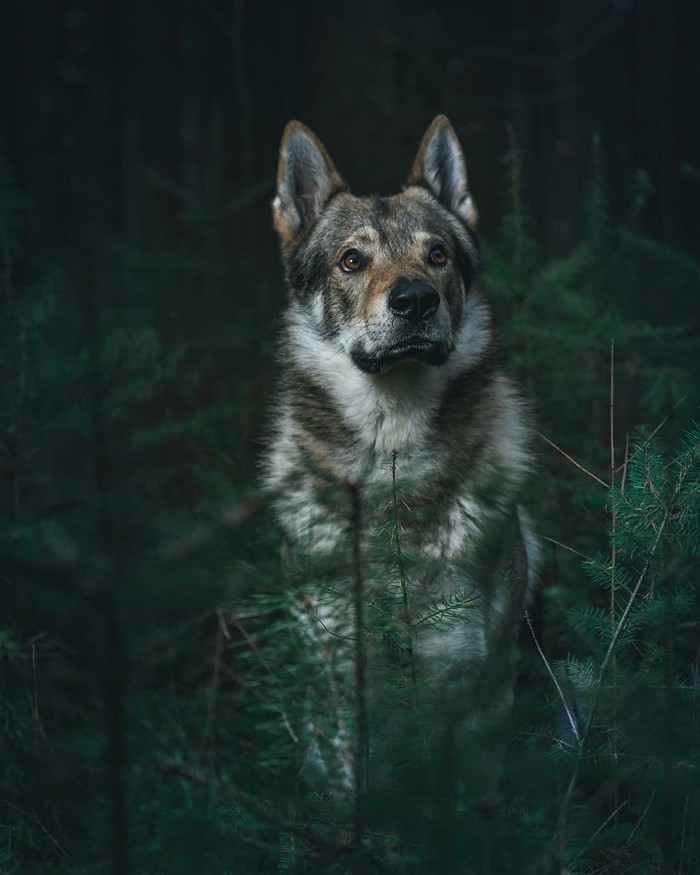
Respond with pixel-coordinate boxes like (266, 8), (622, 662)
(269, 288), (531, 492)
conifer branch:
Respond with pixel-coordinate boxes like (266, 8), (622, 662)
(559, 505), (668, 817)
(614, 397), (685, 475)
(554, 431), (700, 843)
(150, 758), (353, 853)
(609, 340), (620, 839)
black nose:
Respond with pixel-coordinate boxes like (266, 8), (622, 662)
(388, 281), (440, 322)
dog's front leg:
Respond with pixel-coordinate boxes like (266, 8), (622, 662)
(413, 613), (518, 802)
(296, 591), (357, 799)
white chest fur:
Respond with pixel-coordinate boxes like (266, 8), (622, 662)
(288, 313), (448, 478)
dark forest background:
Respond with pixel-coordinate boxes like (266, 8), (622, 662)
(1, 1), (700, 873)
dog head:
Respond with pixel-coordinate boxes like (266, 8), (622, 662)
(272, 116), (482, 375)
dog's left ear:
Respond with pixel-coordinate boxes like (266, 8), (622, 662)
(273, 121), (347, 251)
(407, 115), (478, 228)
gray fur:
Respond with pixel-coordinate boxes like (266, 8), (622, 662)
(263, 116), (538, 790)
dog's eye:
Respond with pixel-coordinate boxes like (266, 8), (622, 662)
(339, 249), (364, 273)
(428, 244), (448, 267)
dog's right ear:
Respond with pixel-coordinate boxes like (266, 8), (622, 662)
(407, 115), (478, 229)
(272, 121), (347, 250)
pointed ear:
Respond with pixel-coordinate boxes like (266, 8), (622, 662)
(407, 115), (478, 228)
(272, 121), (347, 249)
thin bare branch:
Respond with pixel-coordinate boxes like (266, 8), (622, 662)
(538, 534), (591, 562)
(525, 612), (581, 745)
(537, 431), (609, 488)
(581, 799), (629, 854)
(625, 789), (656, 847)
(620, 433), (631, 493)
(614, 396), (687, 474)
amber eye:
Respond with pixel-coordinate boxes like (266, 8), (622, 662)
(428, 244), (448, 266)
(339, 249), (364, 273)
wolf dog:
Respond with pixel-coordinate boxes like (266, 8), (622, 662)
(263, 115), (538, 794)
